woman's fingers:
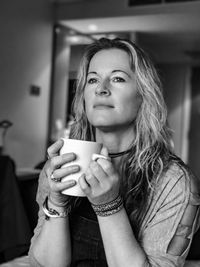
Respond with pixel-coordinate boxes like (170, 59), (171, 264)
(91, 158), (116, 184)
(88, 161), (107, 183)
(92, 146), (114, 180)
(47, 139), (64, 159)
(52, 164), (80, 179)
(84, 170), (99, 187)
(44, 140), (80, 202)
(79, 174), (91, 195)
(100, 146), (109, 157)
(50, 178), (77, 192)
(45, 152), (77, 177)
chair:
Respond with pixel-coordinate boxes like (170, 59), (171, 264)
(0, 156), (32, 263)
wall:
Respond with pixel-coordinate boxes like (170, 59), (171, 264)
(159, 64), (191, 162)
(49, 43), (88, 142)
(0, 0), (53, 168)
(49, 30), (71, 141)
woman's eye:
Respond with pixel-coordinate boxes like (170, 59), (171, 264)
(87, 78), (98, 84)
(112, 77), (125, 82)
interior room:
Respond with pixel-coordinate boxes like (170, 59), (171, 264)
(0, 0), (200, 266)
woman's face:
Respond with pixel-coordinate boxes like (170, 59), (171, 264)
(84, 48), (142, 132)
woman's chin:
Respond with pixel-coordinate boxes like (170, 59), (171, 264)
(91, 121), (114, 131)
(90, 118), (112, 127)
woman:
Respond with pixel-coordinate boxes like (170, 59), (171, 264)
(29, 38), (200, 267)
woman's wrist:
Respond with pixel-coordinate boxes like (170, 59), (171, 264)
(91, 195), (124, 217)
(48, 193), (71, 208)
(43, 196), (71, 220)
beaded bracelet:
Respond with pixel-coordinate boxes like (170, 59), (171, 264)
(42, 196), (71, 220)
(91, 195), (123, 217)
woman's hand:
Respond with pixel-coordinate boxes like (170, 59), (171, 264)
(44, 139), (80, 205)
(78, 147), (120, 205)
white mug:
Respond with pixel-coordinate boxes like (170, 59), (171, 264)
(60, 138), (106, 197)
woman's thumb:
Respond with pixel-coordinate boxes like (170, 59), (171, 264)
(100, 146), (109, 157)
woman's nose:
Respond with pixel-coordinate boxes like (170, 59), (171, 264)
(95, 80), (111, 96)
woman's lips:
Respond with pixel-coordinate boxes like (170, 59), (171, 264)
(94, 104), (114, 110)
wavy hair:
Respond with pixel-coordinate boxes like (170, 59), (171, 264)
(70, 38), (173, 231)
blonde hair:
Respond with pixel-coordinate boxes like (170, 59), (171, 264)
(70, 38), (173, 231)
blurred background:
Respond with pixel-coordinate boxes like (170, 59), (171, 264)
(0, 0), (200, 264)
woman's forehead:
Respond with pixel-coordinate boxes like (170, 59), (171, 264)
(88, 48), (133, 72)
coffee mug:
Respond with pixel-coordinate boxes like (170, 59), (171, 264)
(60, 138), (107, 197)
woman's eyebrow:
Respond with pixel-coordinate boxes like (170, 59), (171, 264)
(88, 70), (131, 77)
(112, 69), (131, 78)
(87, 71), (97, 75)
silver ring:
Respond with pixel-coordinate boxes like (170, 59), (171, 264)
(50, 173), (61, 183)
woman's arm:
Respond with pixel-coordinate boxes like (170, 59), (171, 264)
(31, 203), (72, 267)
(29, 168), (74, 267)
(29, 140), (79, 267)
(78, 149), (148, 267)
(97, 207), (148, 267)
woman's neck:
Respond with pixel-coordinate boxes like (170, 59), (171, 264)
(95, 127), (135, 154)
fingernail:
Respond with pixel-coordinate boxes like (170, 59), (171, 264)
(73, 165), (80, 170)
(92, 154), (110, 161)
(69, 180), (76, 185)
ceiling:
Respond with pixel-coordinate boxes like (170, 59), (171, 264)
(56, 0), (200, 63)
